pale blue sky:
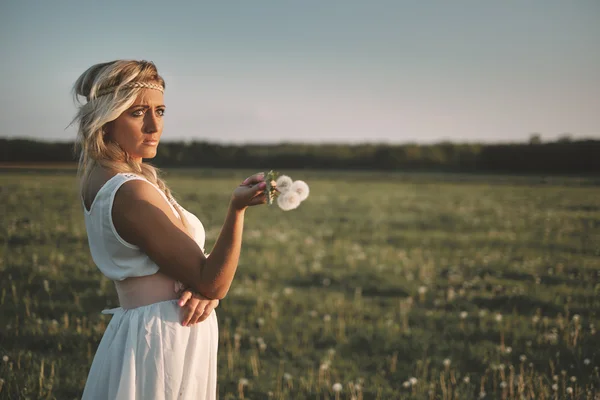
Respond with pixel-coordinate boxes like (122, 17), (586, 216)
(1, 0), (598, 144)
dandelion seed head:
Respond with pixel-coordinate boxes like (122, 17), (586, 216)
(409, 377), (418, 385)
(463, 376), (470, 384)
(418, 286), (427, 294)
(552, 384), (558, 391)
(283, 373), (292, 381)
(2, 355), (8, 363)
(500, 381), (507, 389)
(443, 358), (451, 367)
(495, 313), (503, 322)
(570, 376), (576, 382)
(402, 381), (411, 388)
(275, 175), (293, 194)
(323, 314), (331, 322)
(239, 378), (249, 386)
(277, 191), (301, 211)
(520, 355), (527, 362)
(505, 346), (512, 354)
(584, 358), (590, 365)
(332, 382), (343, 392)
(290, 180), (310, 202)
(566, 387), (573, 394)
(479, 390), (486, 398)
(460, 311), (468, 319)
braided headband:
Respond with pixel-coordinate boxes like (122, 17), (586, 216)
(96, 82), (164, 97)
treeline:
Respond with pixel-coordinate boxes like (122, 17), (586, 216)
(1, 138), (598, 174)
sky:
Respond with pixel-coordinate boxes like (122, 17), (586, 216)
(0, 0), (598, 144)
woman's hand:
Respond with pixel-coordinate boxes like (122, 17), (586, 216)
(231, 172), (268, 211)
(178, 290), (220, 326)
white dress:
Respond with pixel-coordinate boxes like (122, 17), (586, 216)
(80, 172), (218, 400)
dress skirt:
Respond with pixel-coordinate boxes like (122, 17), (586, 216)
(81, 300), (218, 400)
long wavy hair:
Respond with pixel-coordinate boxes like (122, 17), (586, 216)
(71, 60), (189, 226)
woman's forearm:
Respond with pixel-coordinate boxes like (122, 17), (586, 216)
(198, 202), (246, 299)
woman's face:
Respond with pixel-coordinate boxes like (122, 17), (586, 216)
(105, 88), (165, 162)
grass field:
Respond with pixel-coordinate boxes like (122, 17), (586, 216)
(1, 168), (599, 399)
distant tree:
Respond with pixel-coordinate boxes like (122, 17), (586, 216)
(529, 133), (542, 145)
(557, 133), (573, 143)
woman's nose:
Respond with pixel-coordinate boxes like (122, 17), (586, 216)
(144, 112), (159, 133)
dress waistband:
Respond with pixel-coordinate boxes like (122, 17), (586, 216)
(113, 273), (180, 309)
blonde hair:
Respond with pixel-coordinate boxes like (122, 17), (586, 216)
(72, 60), (189, 227)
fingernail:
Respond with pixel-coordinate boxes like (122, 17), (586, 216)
(259, 182), (266, 189)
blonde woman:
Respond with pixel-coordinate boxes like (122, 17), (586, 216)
(73, 60), (267, 399)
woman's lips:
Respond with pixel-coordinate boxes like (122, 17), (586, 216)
(143, 140), (158, 146)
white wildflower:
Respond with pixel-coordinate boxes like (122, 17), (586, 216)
(418, 286), (427, 294)
(570, 376), (576, 383)
(500, 381), (507, 389)
(505, 346), (512, 354)
(43, 279), (50, 292)
(520, 354), (527, 362)
(463, 375), (470, 384)
(283, 373), (292, 381)
(277, 191), (301, 211)
(409, 377), (418, 385)
(323, 314), (331, 322)
(275, 175), (293, 194)
(495, 313), (503, 323)
(2, 355), (8, 362)
(443, 358), (451, 367)
(402, 381), (411, 388)
(566, 387), (573, 394)
(239, 378), (249, 386)
(552, 383), (558, 391)
(332, 382), (343, 392)
(479, 391), (486, 398)
(460, 311), (468, 319)
(584, 358), (590, 365)
(290, 180), (310, 202)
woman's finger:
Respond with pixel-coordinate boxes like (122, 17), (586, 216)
(189, 304), (208, 325)
(241, 172), (265, 186)
(181, 299), (199, 326)
(178, 290), (193, 307)
(198, 299), (219, 322)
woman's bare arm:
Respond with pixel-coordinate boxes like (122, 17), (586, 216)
(112, 175), (266, 299)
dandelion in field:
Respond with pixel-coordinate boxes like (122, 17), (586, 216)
(322, 278), (331, 287)
(443, 358), (451, 368)
(409, 377), (418, 385)
(479, 390), (486, 398)
(418, 286), (427, 295)
(309, 310), (318, 318)
(2, 355), (8, 363)
(275, 175), (293, 194)
(460, 311), (468, 319)
(402, 381), (411, 388)
(572, 314), (580, 324)
(283, 373), (292, 381)
(320, 362), (330, 371)
(532, 315), (540, 324)
(463, 376), (470, 384)
(256, 318), (265, 327)
(328, 348), (336, 357)
(239, 378), (249, 386)
(479, 309), (487, 318)
(553, 375), (559, 381)
(323, 314), (331, 322)
(520, 355), (527, 362)
(584, 358), (591, 365)
(495, 313), (503, 323)
(552, 384), (558, 391)
(43, 279), (50, 292)
(505, 347), (512, 354)
(570, 376), (576, 383)
(566, 387), (573, 394)
(283, 287), (293, 296)
(332, 382), (343, 392)
(500, 381), (507, 389)
(498, 364), (505, 371)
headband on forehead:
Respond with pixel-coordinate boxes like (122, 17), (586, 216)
(95, 81), (164, 98)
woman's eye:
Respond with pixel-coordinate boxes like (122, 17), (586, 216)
(156, 109), (165, 117)
(131, 109), (144, 117)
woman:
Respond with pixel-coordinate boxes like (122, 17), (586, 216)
(73, 60), (267, 399)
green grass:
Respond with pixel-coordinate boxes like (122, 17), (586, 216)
(1, 169), (599, 399)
